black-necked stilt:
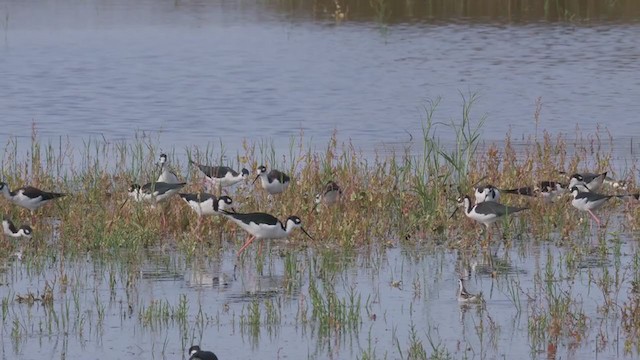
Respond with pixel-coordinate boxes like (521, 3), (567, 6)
(128, 182), (186, 204)
(253, 165), (291, 195)
(191, 161), (250, 189)
(188, 345), (219, 360)
(568, 171), (607, 192)
(313, 181), (342, 210)
(474, 185), (500, 203)
(569, 186), (620, 227)
(179, 193), (234, 216)
(222, 211), (313, 257)
(0, 182), (66, 212)
(456, 195), (528, 228)
(156, 154), (181, 184)
(457, 278), (482, 304)
(2, 219), (32, 239)
(503, 181), (567, 203)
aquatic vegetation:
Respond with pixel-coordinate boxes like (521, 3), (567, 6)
(0, 97), (639, 359)
(265, 0), (640, 23)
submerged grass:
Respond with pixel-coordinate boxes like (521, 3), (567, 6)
(1, 97), (640, 358)
(0, 96), (635, 257)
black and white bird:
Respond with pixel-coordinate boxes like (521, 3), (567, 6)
(191, 161), (250, 190)
(568, 171), (607, 192)
(2, 219), (32, 239)
(128, 182), (186, 204)
(179, 193), (234, 216)
(474, 185), (500, 203)
(156, 153), (181, 184)
(313, 181), (342, 210)
(188, 345), (218, 360)
(222, 211), (313, 258)
(253, 165), (291, 195)
(569, 186), (621, 227)
(458, 278), (482, 304)
(503, 181), (567, 203)
(0, 182), (66, 212)
(456, 195), (528, 228)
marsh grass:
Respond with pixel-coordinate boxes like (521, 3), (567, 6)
(1, 98), (639, 357)
(0, 97), (634, 258)
(266, 0), (640, 23)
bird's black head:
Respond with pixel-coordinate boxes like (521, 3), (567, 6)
(571, 174), (583, 181)
(288, 216), (302, 225)
(188, 345), (201, 356)
(253, 166), (267, 184)
(158, 154), (168, 166)
(241, 168), (250, 177)
(220, 196), (233, 205)
(128, 184), (141, 192)
(456, 195), (470, 204)
(21, 225), (32, 236)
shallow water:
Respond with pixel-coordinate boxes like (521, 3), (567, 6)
(2, 221), (639, 359)
(2, 1), (640, 359)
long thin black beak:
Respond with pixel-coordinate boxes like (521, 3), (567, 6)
(252, 175), (260, 184)
(449, 207), (459, 220)
(118, 196), (130, 211)
(471, 175), (488, 188)
(301, 227), (315, 241)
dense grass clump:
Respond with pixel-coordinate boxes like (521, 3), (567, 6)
(0, 98), (636, 262)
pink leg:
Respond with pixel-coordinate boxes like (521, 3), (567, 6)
(587, 210), (601, 227)
(237, 235), (256, 258)
(195, 216), (203, 232)
(258, 241), (264, 257)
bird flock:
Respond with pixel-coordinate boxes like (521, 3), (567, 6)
(454, 170), (636, 303)
(4, 152), (635, 357)
(1, 154), (344, 260)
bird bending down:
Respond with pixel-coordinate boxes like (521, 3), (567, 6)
(474, 185), (500, 203)
(313, 180), (342, 211)
(458, 278), (482, 304)
(2, 219), (33, 239)
(179, 193), (234, 216)
(568, 171), (607, 192)
(570, 186), (621, 227)
(156, 154), (181, 184)
(179, 193), (234, 231)
(253, 165), (291, 195)
(188, 345), (218, 360)
(222, 211), (313, 258)
(128, 182), (186, 205)
(502, 181), (567, 203)
(190, 160), (250, 192)
(0, 182), (66, 212)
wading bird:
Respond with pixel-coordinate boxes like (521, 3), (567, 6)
(190, 160), (249, 192)
(458, 278), (482, 304)
(223, 211), (313, 258)
(253, 165), (290, 195)
(0, 182), (66, 213)
(156, 153), (181, 184)
(188, 345), (218, 360)
(313, 180), (342, 211)
(2, 219), (32, 239)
